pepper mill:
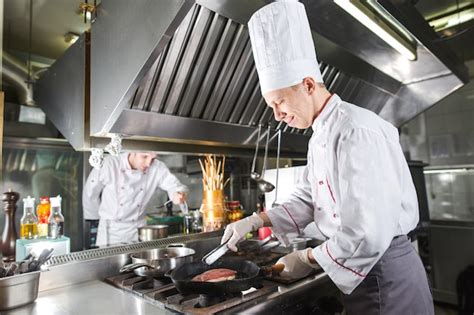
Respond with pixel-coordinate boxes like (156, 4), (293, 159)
(2, 189), (20, 262)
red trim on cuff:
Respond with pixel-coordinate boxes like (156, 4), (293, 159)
(325, 243), (366, 278)
(281, 204), (301, 234)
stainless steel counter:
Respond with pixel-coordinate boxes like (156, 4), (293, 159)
(3, 232), (340, 314)
(4, 280), (172, 315)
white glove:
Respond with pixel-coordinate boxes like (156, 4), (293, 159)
(221, 213), (264, 251)
(172, 192), (187, 205)
(277, 248), (319, 279)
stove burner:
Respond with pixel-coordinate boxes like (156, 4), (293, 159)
(130, 277), (171, 290)
(103, 247), (287, 314)
(196, 293), (242, 308)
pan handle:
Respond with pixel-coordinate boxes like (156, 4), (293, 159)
(120, 263), (156, 273)
(259, 263), (285, 277)
(164, 269), (174, 278)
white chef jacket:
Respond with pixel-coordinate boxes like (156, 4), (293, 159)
(267, 94), (419, 294)
(83, 153), (186, 246)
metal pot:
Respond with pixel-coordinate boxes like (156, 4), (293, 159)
(290, 238), (308, 252)
(0, 271), (40, 311)
(138, 225), (168, 241)
(120, 244), (195, 277)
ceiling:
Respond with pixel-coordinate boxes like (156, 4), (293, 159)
(3, 0), (91, 61)
(3, 0), (474, 106)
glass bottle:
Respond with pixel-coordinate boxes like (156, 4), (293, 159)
(48, 195), (65, 239)
(20, 196), (38, 239)
(36, 196), (51, 238)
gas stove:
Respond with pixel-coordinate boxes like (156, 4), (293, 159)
(105, 269), (282, 314)
(104, 248), (287, 314)
(102, 240), (342, 314)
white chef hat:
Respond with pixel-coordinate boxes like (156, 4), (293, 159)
(248, 0), (323, 95)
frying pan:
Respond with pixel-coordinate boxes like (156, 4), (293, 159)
(169, 257), (282, 296)
(120, 244), (195, 277)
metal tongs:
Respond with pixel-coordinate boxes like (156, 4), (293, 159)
(202, 236), (278, 266)
(202, 242), (230, 266)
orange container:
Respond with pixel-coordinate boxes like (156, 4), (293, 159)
(36, 197), (51, 237)
(200, 190), (228, 232)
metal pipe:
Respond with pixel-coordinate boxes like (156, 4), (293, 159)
(2, 51), (36, 106)
(2, 65), (34, 106)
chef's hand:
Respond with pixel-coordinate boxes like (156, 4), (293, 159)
(221, 213), (264, 251)
(276, 248), (319, 279)
(172, 192), (187, 205)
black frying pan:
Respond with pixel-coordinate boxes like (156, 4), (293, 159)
(169, 257), (270, 296)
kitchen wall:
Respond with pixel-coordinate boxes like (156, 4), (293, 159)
(1, 142), (84, 251)
(400, 61), (474, 222)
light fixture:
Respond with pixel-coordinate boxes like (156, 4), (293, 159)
(79, 0), (98, 24)
(428, 7), (474, 32)
(334, 0), (417, 61)
(64, 32), (80, 44)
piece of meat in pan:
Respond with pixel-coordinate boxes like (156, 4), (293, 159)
(191, 268), (237, 282)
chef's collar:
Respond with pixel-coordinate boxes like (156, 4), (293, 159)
(311, 94), (339, 132)
(120, 152), (133, 171)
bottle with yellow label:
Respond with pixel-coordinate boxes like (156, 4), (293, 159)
(20, 196), (38, 239)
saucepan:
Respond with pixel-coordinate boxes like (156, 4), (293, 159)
(138, 225), (169, 241)
(169, 257), (283, 296)
(120, 244), (195, 277)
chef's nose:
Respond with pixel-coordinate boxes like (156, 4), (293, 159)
(145, 158), (153, 167)
(272, 106), (285, 121)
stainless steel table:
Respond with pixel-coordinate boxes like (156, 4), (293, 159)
(3, 280), (172, 315)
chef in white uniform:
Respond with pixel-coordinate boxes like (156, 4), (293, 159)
(83, 152), (187, 246)
(221, 1), (434, 313)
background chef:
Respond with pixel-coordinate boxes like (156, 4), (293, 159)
(221, 1), (434, 313)
(83, 152), (187, 246)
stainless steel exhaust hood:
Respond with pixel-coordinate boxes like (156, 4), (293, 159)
(37, 0), (468, 155)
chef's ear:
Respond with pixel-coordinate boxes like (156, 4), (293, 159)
(302, 77), (316, 95)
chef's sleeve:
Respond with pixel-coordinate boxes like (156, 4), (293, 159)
(312, 127), (409, 294)
(155, 160), (188, 199)
(266, 166), (314, 245)
(82, 168), (105, 220)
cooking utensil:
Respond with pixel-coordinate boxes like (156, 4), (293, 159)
(179, 201), (189, 214)
(203, 235), (276, 266)
(170, 257), (284, 296)
(272, 129), (281, 207)
(255, 126), (276, 193)
(199, 155), (227, 191)
(27, 248), (54, 272)
(237, 235), (272, 252)
(202, 242), (230, 266)
(155, 199), (172, 209)
(138, 225), (169, 241)
(0, 270), (40, 311)
(120, 244), (195, 277)
(251, 124), (262, 181)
